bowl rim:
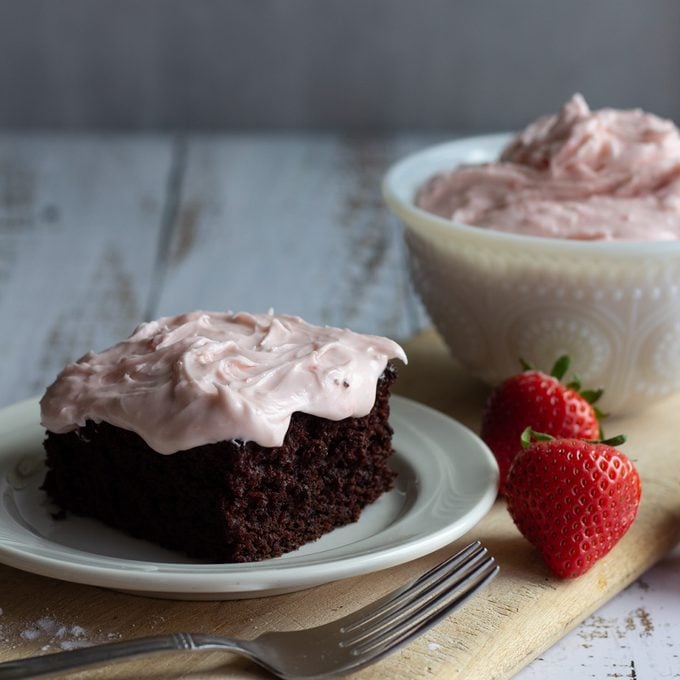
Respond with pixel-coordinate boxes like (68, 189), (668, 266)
(382, 133), (680, 254)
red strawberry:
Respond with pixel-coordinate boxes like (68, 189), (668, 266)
(505, 430), (641, 578)
(481, 356), (602, 494)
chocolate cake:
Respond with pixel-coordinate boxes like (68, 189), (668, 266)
(40, 311), (406, 563)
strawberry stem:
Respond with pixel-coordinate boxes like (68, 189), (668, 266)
(550, 355), (570, 381)
(566, 377), (582, 391)
(587, 434), (627, 447)
(581, 388), (604, 405)
(519, 355), (606, 416)
(521, 427), (627, 449)
(520, 427), (554, 448)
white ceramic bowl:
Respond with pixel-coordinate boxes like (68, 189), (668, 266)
(383, 134), (680, 414)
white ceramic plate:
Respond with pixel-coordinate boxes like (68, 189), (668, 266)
(0, 395), (498, 600)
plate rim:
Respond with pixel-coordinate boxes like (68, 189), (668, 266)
(0, 395), (498, 597)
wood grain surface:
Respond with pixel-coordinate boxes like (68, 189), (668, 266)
(0, 133), (678, 678)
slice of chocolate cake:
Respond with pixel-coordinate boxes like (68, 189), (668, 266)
(40, 311), (406, 563)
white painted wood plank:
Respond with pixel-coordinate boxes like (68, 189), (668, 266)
(516, 542), (680, 679)
(0, 134), (174, 408)
(152, 133), (434, 341)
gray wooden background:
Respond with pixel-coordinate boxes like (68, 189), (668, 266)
(1, 0), (679, 131)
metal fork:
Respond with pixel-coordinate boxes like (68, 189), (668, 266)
(0, 541), (497, 679)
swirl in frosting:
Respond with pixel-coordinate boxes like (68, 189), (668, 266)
(416, 94), (680, 240)
(40, 311), (407, 453)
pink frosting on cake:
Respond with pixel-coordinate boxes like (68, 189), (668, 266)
(40, 311), (407, 453)
(416, 94), (680, 240)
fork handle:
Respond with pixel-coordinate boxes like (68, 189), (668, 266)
(0, 633), (243, 679)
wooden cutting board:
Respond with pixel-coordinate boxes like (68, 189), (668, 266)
(1, 329), (679, 679)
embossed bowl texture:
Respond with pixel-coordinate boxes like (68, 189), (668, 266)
(383, 135), (680, 413)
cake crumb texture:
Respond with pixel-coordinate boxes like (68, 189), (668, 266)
(41, 365), (398, 562)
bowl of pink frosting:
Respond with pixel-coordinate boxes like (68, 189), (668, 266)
(383, 94), (680, 413)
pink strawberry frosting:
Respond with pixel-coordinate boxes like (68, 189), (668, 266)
(416, 94), (680, 240)
(40, 311), (407, 453)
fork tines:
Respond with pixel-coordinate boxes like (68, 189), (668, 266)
(340, 541), (498, 659)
